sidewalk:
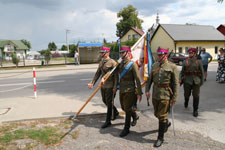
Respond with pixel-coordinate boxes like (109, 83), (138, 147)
(0, 64), (101, 123)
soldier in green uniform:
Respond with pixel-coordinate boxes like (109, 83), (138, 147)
(88, 46), (119, 128)
(117, 46), (142, 137)
(145, 48), (179, 147)
(180, 48), (204, 117)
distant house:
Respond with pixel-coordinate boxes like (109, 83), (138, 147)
(151, 24), (225, 59)
(27, 51), (41, 60)
(78, 43), (103, 64)
(0, 39), (29, 60)
(120, 27), (144, 43)
(217, 24), (225, 36)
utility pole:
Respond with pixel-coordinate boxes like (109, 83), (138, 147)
(65, 29), (70, 64)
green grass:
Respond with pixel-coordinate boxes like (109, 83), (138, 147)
(0, 127), (64, 146)
(51, 57), (75, 63)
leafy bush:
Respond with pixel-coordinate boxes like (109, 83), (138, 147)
(11, 53), (20, 67)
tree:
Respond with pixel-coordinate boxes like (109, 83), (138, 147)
(12, 53), (20, 67)
(69, 44), (77, 56)
(39, 49), (51, 65)
(218, 0), (223, 3)
(21, 39), (31, 49)
(60, 45), (67, 51)
(48, 42), (57, 51)
(116, 4), (143, 38)
(103, 38), (107, 44)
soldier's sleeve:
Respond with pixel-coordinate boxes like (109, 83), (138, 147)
(145, 66), (154, 93)
(171, 65), (179, 101)
(112, 60), (119, 90)
(132, 62), (143, 95)
(199, 60), (204, 85)
(91, 63), (101, 86)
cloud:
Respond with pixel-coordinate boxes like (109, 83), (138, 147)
(0, 0), (224, 50)
(0, 0), (64, 10)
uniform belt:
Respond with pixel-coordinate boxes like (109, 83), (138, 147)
(154, 84), (170, 87)
(154, 83), (174, 95)
(184, 71), (200, 75)
(122, 77), (134, 81)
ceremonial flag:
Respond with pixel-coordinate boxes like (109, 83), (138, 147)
(131, 31), (154, 86)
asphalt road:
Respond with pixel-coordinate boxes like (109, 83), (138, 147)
(1, 63), (225, 143)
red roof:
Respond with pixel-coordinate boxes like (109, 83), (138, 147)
(131, 27), (144, 36)
(217, 24), (225, 36)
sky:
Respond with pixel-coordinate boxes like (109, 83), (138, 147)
(0, 0), (224, 51)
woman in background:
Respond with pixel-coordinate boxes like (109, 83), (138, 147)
(216, 48), (225, 83)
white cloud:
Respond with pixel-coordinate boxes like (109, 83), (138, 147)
(0, 0), (224, 50)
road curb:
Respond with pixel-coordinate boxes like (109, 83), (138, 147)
(2, 113), (107, 124)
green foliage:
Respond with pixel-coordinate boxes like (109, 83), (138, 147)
(116, 4), (143, 38)
(60, 45), (67, 51)
(39, 49), (51, 65)
(104, 43), (120, 59)
(48, 42), (57, 51)
(123, 38), (138, 47)
(11, 53), (20, 67)
(69, 44), (77, 56)
(21, 39), (31, 49)
(60, 44), (77, 57)
(103, 38), (107, 44)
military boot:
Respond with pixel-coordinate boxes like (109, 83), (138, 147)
(120, 114), (131, 137)
(164, 119), (171, 133)
(154, 121), (166, 147)
(184, 98), (189, 108)
(101, 107), (112, 128)
(193, 97), (199, 117)
(131, 112), (139, 126)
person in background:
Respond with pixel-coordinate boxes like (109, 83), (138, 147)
(88, 46), (119, 128)
(200, 48), (212, 81)
(74, 50), (80, 65)
(216, 48), (225, 83)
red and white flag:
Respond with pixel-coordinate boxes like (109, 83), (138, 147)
(130, 32), (147, 86)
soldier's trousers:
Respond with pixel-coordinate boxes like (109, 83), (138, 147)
(101, 88), (118, 119)
(152, 98), (170, 123)
(183, 83), (200, 110)
(119, 92), (136, 116)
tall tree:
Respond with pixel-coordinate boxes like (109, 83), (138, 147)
(116, 4), (143, 38)
(48, 42), (57, 51)
(21, 39), (31, 49)
(60, 45), (67, 51)
(218, 0), (223, 3)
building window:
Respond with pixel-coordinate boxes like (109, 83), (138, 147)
(128, 35), (131, 40)
(215, 46), (218, 54)
(133, 34), (138, 40)
(185, 47), (189, 54)
(178, 47), (182, 53)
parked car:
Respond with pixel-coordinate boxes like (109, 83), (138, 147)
(168, 53), (187, 65)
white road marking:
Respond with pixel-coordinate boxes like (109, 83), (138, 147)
(80, 78), (92, 81)
(0, 80), (65, 87)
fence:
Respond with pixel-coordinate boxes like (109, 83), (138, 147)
(0, 56), (76, 68)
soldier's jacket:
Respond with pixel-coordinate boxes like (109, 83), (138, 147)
(179, 57), (204, 85)
(117, 58), (143, 95)
(145, 60), (179, 101)
(91, 57), (118, 89)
